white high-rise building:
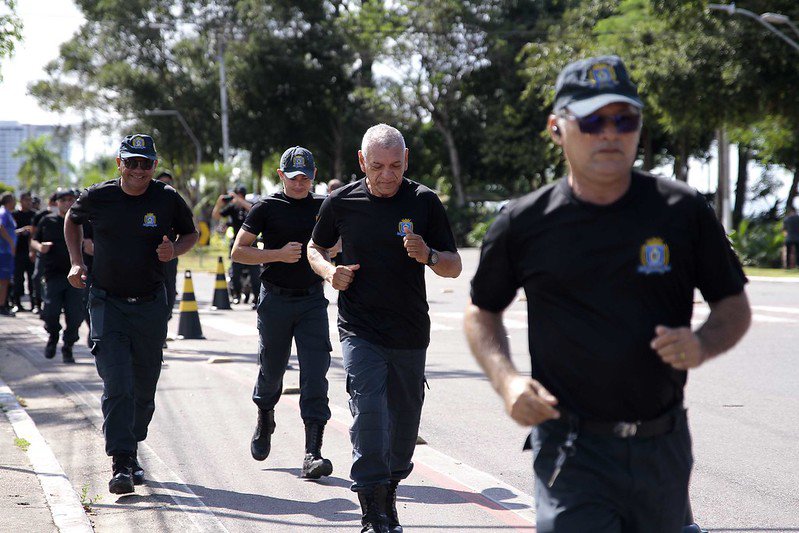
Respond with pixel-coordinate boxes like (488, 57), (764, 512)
(0, 121), (71, 191)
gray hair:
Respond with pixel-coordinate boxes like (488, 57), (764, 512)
(361, 124), (406, 159)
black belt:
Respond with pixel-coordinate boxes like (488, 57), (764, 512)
(263, 281), (323, 297)
(107, 292), (158, 304)
(559, 405), (684, 439)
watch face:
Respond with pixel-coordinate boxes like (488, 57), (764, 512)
(430, 251), (439, 266)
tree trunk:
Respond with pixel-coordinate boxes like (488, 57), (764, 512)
(435, 124), (466, 207)
(733, 145), (749, 229)
(787, 166), (799, 213)
(641, 126), (654, 171)
(674, 138), (688, 182)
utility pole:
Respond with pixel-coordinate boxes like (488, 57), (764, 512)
(218, 35), (230, 164)
(716, 128), (732, 231)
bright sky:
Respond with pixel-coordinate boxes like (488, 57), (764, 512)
(0, 0), (84, 124)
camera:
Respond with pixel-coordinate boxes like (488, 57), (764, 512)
(222, 194), (234, 202)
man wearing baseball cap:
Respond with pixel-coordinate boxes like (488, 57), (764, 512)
(65, 133), (198, 495)
(466, 56), (751, 532)
(231, 146), (335, 480)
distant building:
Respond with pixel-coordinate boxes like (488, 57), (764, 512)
(0, 121), (71, 191)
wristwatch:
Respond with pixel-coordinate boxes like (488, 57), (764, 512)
(426, 248), (439, 267)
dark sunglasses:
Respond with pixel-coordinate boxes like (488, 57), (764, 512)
(121, 158), (155, 170)
(562, 111), (642, 135)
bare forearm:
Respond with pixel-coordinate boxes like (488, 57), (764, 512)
(173, 232), (199, 257)
(696, 291), (751, 361)
(430, 251), (462, 278)
(30, 239), (43, 253)
(63, 216), (84, 265)
(308, 243), (336, 282)
(464, 303), (518, 397)
(231, 246), (287, 265)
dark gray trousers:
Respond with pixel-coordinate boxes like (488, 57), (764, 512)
(88, 286), (169, 456)
(341, 336), (426, 491)
(41, 275), (84, 345)
(532, 410), (692, 533)
(252, 284), (331, 423)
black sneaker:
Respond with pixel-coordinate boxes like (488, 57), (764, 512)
(131, 455), (145, 485)
(62, 344), (75, 364)
(44, 335), (58, 359)
(0, 307), (16, 317)
(109, 455), (135, 494)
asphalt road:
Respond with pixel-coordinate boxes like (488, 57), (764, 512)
(1, 248), (797, 532)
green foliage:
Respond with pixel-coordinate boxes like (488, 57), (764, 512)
(0, 0), (22, 81)
(729, 219), (784, 268)
(13, 135), (64, 195)
(13, 437), (30, 452)
(0, 182), (13, 194)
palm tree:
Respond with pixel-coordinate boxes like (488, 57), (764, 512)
(13, 135), (62, 194)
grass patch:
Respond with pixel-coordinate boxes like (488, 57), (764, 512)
(177, 235), (231, 274)
(14, 438), (30, 452)
(744, 267), (799, 278)
(79, 484), (102, 514)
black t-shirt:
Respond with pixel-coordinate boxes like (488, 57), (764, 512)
(220, 202), (248, 235)
(69, 179), (196, 297)
(470, 170), (747, 422)
(241, 192), (324, 289)
(34, 213), (70, 277)
(11, 209), (34, 255)
(32, 208), (52, 228)
(82, 222), (94, 273)
(312, 178), (458, 349)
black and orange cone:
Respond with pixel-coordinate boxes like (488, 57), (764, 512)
(211, 256), (231, 310)
(177, 270), (205, 340)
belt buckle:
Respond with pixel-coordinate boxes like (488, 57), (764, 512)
(613, 421), (639, 438)
(125, 296), (138, 304)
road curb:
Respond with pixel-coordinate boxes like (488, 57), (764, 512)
(0, 376), (93, 533)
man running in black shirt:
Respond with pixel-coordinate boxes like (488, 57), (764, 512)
(65, 134), (198, 495)
(232, 146), (334, 479)
(309, 124), (462, 533)
(465, 55), (751, 533)
(32, 189), (82, 362)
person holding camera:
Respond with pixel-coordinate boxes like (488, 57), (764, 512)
(212, 184), (260, 307)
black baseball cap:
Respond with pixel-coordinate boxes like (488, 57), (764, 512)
(119, 134), (157, 160)
(279, 146), (315, 179)
(553, 55), (643, 118)
(156, 170), (173, 180)
(54, 188), (76, 201)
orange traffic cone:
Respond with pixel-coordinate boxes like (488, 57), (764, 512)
(211, 256), (231, 310)
(177, 270), (205, 340)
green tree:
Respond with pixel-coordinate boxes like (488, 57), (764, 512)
(0, 0), (22, 81)
(13, 135), (63, 194)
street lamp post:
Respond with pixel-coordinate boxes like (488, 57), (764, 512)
(143, 109), (202, 171)
(708, 3), (799, 53)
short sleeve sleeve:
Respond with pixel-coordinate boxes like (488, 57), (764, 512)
(311, 196), (339, 248)
(424, 194), (457, 253)
(68, 188), (91, 225)
(470, 209), (520, 312)
(171, 191), (196, 235)
(241, 202), (266, 236)
(693, 199), (747, 303)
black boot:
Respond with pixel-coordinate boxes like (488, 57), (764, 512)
(62, 343), (75, 363)
(131, 453), (145, 485)
(358, 485), (390, 533)
(44, 334), (58, 359)
(386, 480), (403, 533)
(301, 423), (333, 479)
(250, 409), (275, 461)
(109, 455), (135, 494)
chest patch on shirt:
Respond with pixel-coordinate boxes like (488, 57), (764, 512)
(143, 212), (158, 228)
(638, 237), (671, 274)
(397, 218), (413, 236)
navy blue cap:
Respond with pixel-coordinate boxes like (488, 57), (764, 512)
(119, 134), (157, 160)
(279, 146), (315, 179)
(553, 55), (643, 118)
